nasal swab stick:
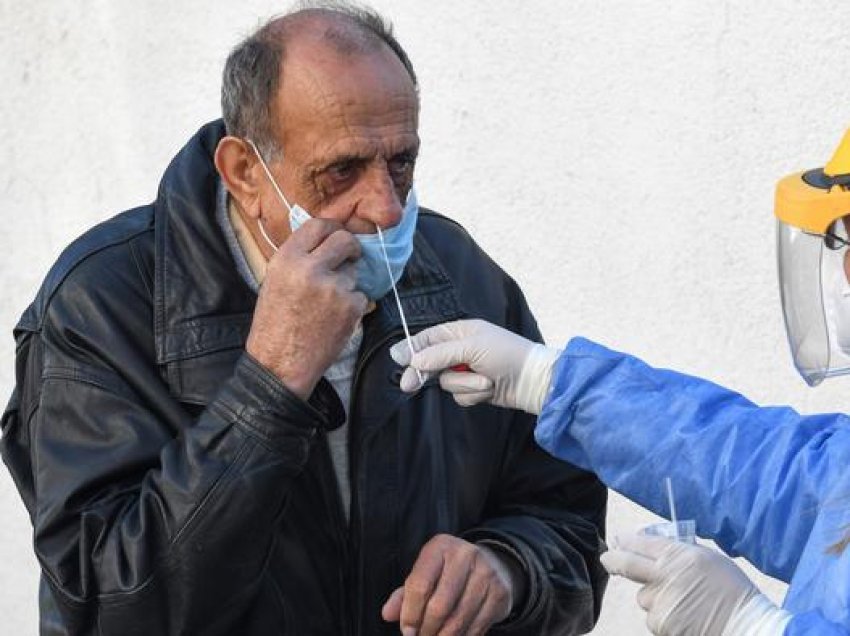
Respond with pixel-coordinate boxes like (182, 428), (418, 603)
(665, 477), (680, 542)
(377, 226), (424, 386)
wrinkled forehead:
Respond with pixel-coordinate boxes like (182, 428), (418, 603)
(272, 39), (419, 147)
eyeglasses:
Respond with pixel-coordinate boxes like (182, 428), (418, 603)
(805, 231), (850, 251)
(805, 219), (850, 251)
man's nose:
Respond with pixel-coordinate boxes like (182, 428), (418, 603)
(355, 164), (404, 231)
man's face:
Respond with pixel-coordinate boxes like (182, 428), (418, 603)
(258, 38), (420, 247)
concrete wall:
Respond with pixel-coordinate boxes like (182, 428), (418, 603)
(2, 1), (850, 633)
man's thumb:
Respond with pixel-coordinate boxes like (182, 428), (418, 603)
(381, 586), (404, 622)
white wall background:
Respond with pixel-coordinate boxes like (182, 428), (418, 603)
(2, 1), (850, 633)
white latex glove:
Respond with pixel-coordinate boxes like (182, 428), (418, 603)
(389, 319), (561, 414)
(601, 533), (790, 636)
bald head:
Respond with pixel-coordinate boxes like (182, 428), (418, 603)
(221, 2), (417, 158)
(271, 8), (395, 59)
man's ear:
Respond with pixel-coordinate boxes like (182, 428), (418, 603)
(214, 136), (261, 220)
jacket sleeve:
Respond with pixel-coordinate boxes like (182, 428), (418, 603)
(461, 286), (608, 635)
(535, 336), (850, 582)
(1, 307), (339, 635)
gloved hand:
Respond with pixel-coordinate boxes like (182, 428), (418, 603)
(601, 533), (791, 636)
(388, 319), (561, 413)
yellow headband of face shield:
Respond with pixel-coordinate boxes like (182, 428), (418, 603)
(775, 129), (850, 234)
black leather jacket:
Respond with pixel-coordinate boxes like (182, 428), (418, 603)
(2, 121), (607, 635)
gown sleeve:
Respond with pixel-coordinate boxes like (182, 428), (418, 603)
(535, 337), (850, 582)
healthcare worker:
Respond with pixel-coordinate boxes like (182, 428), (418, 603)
(391, 129), (850, 635)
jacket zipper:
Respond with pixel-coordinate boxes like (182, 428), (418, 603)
(317, 432), (352, 635)
(320, 328), (405, 636)
(346, 327), (406, 635)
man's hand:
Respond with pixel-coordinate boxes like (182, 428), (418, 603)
(246, 218), (368, 399)
(381, 534), (516, 636)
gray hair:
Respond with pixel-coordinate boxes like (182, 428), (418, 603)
(221, 1), (418, 159)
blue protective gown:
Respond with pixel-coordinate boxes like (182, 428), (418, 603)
(535, 337), (850, 635)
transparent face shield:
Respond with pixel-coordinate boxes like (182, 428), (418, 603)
(778, 215), (850, 385)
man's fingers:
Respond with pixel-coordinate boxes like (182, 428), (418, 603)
(284, 217), (345, 253)
(448, 548), (513, 636)
(437, 561), (493, 636)
(416, 547), (475, 636)
(465, 583), (507, 636)
(600, 549), (656, 584)
(337, 261), (357, 277)
(381, 586), (405, 622)
(399, 547), (446, 632)
(350, 290), (370, 317)
(310, 228), (362, 270)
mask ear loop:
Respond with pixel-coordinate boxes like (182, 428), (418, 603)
(246, 139), (293, 252)
(377, 224), (424, 387)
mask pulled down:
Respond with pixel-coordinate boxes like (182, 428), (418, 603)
(246, 139), (418, 301)
(284, 189), (419, 301)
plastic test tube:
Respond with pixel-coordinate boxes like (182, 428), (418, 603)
(640, 477), (696, 544)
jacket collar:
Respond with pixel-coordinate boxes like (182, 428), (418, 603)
(153, 120), (465, 366)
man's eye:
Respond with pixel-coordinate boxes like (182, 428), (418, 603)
(328, 161), (355, 181)
(388, 154), (415, 179)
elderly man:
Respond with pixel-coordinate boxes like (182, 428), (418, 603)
(1, 4), (606, 635)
